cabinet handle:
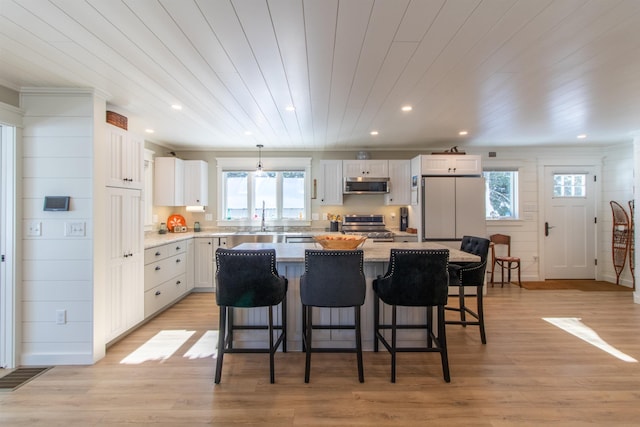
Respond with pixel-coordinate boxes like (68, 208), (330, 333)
(155, 266), (161, 271)
(155, 251), (161, 256)
(176, 280), (181, 285)
(208, 242), (212, 245)
(123, 253), (128, 258)
(155, 290), (161, 296)
(175, 246), (181, 251)
(176, 258), (181, 263)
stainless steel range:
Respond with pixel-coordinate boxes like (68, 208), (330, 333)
(341, 214), (394, 241)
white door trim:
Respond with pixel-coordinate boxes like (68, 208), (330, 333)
(0, 124), (17, 368)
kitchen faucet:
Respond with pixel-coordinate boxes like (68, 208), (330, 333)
(261, 200), (267, 231)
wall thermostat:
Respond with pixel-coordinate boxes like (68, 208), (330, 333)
(43, 196), (70, 211)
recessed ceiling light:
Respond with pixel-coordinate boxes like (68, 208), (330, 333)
(458, 130), (468, 136)
(401, 105), (413, 112)
(577, 134), (587, 139)
(145, 129), (154, 134)
(370, 131), (379, 136)
(285, 105), (295, 112)
(244, 131), (252, 136)
(171, 104), (183, 110)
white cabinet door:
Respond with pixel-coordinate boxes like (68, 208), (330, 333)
(186, 239), (195, 290)
(421, 155), (481, 176)
(318, 160), (343, 205)
(106, 125), (143, 189)
(194, 237), (213, 288)
(183, 160), (208, 206)
(105, 187), (144, 341)
(154, 157), (184, 206)
(385, 160), (411, 205)
(343, 160), (388, 177)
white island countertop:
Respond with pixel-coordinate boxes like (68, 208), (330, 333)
(232, 240), (479, 263)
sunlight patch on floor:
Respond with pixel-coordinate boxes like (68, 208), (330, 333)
(183, 330), (218, 360)
(120, 330), (195, 364)
(543, 317), (637, 362)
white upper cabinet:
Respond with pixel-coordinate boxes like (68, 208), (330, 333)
(421, 155), (482, 176)
(183, 160), (208, 206)
(318, 160), (343, 205)
(106, 124), (143, 189)
(154, 157), (184, 206)
(343, 159), (389, 177)
(385, 160), (411, 205)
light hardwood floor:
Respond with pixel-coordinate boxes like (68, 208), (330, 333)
(1, 285), (640, 426)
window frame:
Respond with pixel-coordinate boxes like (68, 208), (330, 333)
(483, 168), (520, 220)
(216, 157), (312, 227)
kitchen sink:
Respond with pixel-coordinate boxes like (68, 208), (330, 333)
(227, 232), (287, 247)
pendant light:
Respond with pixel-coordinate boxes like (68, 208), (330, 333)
(255, 144), (265, 176)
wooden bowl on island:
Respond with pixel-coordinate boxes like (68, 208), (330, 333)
(313, 234), (367, 250)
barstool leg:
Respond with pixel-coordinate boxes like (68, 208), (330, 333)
(437, 306), (450, 383)
(268, 306), (275, 384)
(215, 306), (227, 384)
(391, 305), (397, 383)
(373, 294), (380, 352)
(304, 305), (312, 383)
(458, 288), (466, 326)
(355, 307), (364, 383)
(281, 295), (287, 353)
(477, 285), (486, 344)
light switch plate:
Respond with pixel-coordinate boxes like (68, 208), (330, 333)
(65, 222), (85, 237)
(27, 221), (41, 236)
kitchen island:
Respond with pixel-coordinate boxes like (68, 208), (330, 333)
(227, 241), (479, 351)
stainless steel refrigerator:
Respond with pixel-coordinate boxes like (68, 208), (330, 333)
(422, 176), (486, 241)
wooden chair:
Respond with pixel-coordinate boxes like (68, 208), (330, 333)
(489, 234), (521, 287)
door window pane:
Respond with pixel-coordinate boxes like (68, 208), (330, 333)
(553, 174), (586, 197)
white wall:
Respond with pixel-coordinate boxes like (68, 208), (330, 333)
(599, 142), (634, 286)
(20, 89), (99, 365)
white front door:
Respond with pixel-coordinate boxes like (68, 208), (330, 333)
(544, 166), (596, 279)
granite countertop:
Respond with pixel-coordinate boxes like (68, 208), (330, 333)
(144, 229), (330, 249)
(232, 241), (479, 263)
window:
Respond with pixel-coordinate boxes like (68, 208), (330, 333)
(217, 157), (311, 226)
(483, 170), (519, 219)
(553, 173), (586, 197)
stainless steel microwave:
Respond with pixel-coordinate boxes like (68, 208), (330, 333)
(344, 177), (390, 194)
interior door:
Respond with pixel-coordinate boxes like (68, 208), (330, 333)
(544, 167), (596, 279)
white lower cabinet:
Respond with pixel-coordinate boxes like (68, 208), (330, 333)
(194, 237), (227, 290)
(144, 241), (188, 318)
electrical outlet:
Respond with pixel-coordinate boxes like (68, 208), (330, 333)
(27, 221), (41, 236)
(205, 214), (213, 221)
(56, 309), (66, 325)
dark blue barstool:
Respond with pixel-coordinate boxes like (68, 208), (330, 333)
(215, 248), (287, 384)
(373, 249), (450, 383)
(300, 249), (366, 383)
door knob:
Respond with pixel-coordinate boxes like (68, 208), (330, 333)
(545, 222), (555, 236)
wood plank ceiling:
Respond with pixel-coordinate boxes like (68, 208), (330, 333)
(1, 0), (640, 151)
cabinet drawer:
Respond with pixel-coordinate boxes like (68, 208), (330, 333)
(144, 273), (187, 318)
(144, 253), (187, 291)
(144, 242), (187, 264)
